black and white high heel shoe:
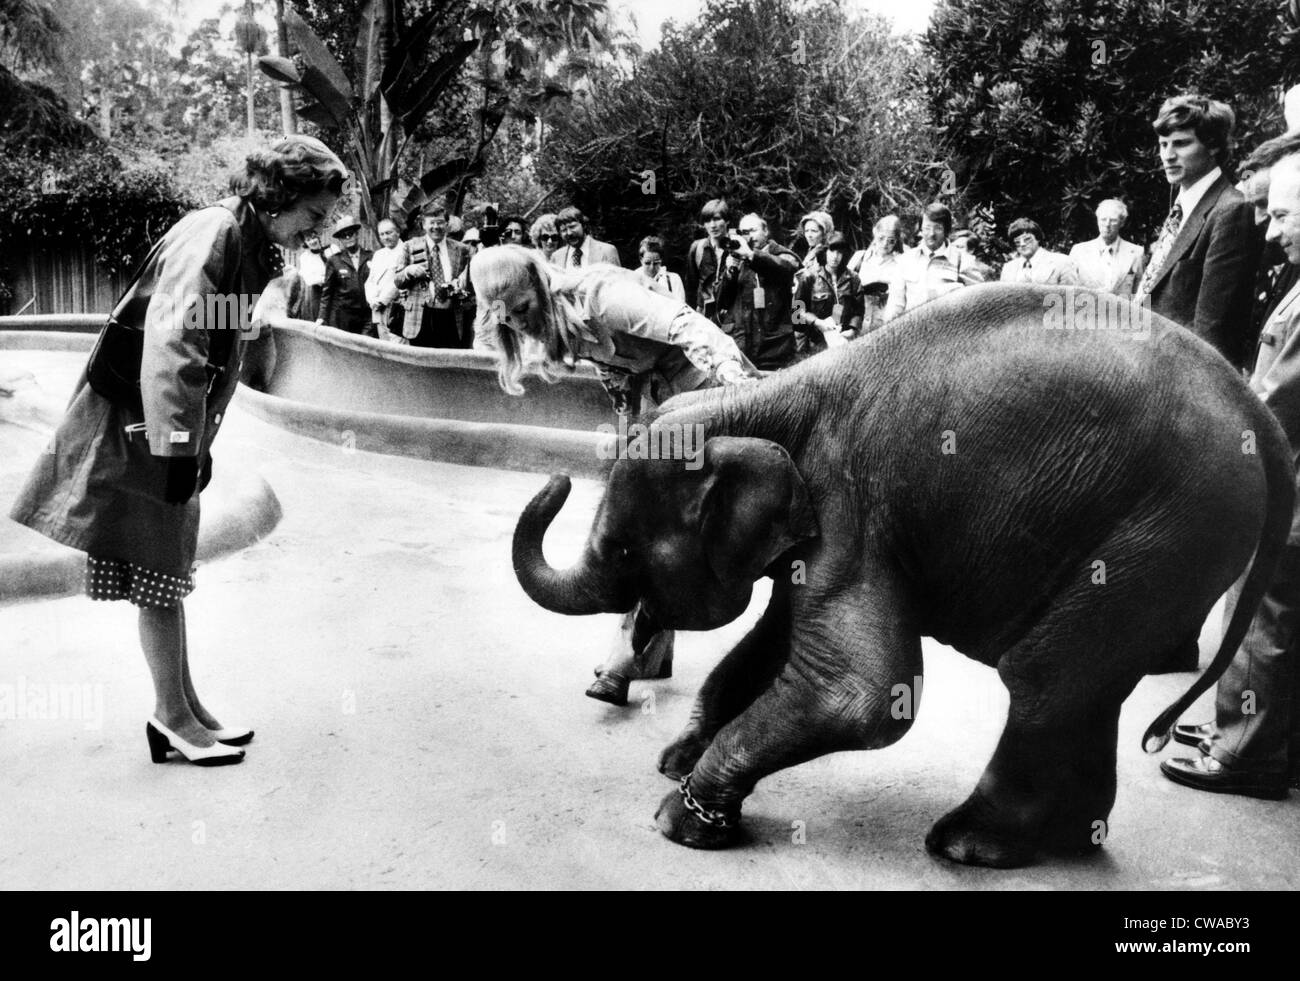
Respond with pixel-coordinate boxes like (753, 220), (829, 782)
(146, 718), (245, 767)
(210, 726), (255, 747)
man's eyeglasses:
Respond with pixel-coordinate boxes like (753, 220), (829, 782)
(503, 228), (524, 238)
(738, 227), (759, 235)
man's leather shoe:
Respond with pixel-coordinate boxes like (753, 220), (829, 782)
(1172, 722), (1213, 749)
(1160, 756), (1288, 800)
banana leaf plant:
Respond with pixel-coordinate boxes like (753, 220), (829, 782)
(257, 0), (483, 232)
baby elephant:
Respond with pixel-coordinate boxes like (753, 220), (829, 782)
(512, 285), (1293, 868)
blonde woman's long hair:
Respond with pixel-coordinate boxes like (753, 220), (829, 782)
(470, 244), (644, 395)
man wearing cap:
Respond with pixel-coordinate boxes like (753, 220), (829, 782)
(319, 216), (374, 336)
(394, 204), (472, 348)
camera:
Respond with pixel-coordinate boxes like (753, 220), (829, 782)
(435, 284), (453, 304)
(721, 232), (744, 251)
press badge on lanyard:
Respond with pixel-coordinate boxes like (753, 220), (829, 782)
(752, 285), (766, 310)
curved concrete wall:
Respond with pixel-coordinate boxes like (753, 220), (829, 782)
(0, 313), (617, 432)
(257, 317), (614, 431)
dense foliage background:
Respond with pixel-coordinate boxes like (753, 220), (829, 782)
(6, 0), (1300, 311)
(924, 0), (1299, 250)
(535, 0), (942, 262)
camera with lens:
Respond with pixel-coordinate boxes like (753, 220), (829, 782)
(435, 284), (453, 304)
(721, 231), (744, 251)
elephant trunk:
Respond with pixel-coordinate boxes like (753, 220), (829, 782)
(513, 474), (630, 615)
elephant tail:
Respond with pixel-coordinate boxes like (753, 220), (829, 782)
(1142, 412), (1296, 753)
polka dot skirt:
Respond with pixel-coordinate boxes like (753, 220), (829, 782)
(85, 555), (194, 609)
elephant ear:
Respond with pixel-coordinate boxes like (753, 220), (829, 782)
(696, 437), (819, 583)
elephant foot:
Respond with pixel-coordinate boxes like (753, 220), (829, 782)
(925, 798), (1037, 869)
(586, 671), (630, 706)
(1036, 804), (1113, 858)
(657, 730), (712, 780)
(653, 780), (742, 849)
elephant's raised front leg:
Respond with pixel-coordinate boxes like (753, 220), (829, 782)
(655, 578), (922, 848)
(658, 578), (794, 780)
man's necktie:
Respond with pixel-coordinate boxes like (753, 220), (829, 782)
(1022, 259), (1032, 283)
(429, 241), (445, 287)
(1137, 203), (1183, 299)
(572, 247), (583, 268)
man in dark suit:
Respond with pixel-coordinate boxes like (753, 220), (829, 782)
(1161, 149), (1300, 799)
(318, 216), (374, 336)
(394, 204), (472, 348)
(1136, 94), (1262, 371)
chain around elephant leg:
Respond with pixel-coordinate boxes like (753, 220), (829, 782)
(656, 656), (918, 848)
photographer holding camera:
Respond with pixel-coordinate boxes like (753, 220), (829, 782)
(394, 203), (472, 348)
(714, 213), (800, 370)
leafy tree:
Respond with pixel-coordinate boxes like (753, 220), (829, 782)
(534, 0), (940, 264)
(0, 0), (63, 70)
(279, 0), (621, 227)
(923, 0), (1295, 251)
(166, 14), (281, 145)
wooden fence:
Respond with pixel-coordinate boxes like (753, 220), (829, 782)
(3, 245), (129, 316)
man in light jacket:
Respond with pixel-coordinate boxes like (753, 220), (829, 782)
(1068, 199), (1147, 296)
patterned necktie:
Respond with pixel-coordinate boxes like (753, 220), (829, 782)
(572, 247), (583, 268)
(1022, 259), (1032, 282)
(1137, 203), (1183, 299)
(429, 239), (445, 287)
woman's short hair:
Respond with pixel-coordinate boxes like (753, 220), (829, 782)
(1007, 217), (1044, 242)
(530, 213), (559, 243)
(1153, 94), (1236, 167)
(230, 135), (347, 212)
(800, 210), (834, 240)
(699, 199), (730, 223)
(639, 235), (665, 257)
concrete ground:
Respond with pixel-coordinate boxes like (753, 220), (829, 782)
(1, 352), (1296, 890)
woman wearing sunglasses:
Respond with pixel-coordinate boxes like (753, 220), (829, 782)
(530, 214), (561, 263)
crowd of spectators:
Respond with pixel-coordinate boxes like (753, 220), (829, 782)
(292, 91), (1283, 385)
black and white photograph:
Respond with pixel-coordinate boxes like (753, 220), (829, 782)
(0, 0), (1296, 936)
